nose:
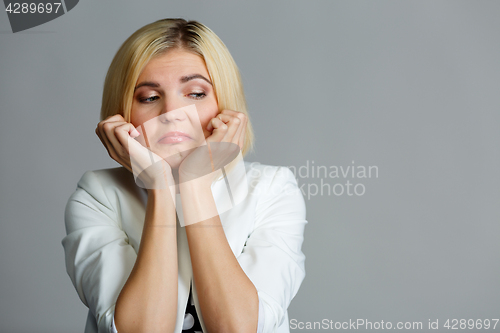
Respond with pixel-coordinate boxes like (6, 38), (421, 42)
(159, 99), (189, 124)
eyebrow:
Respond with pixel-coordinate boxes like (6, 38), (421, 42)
(134, 74), (212, 91)
(134, 82), (159, 91)
(180, 74), (212, 85)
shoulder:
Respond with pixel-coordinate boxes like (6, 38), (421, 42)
(71, 167), (130, 198)
(67, 167), (145, 214)
(244, 161), (295, 182)
(76, 167), (135, 191)
(243, 161), (304, 217)
(244, 161), (299, 193)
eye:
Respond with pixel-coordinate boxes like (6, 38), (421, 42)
(188, 92), (206, 100)
(139, 95), (159, 103)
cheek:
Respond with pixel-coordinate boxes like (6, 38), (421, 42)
(199, 114), (210, 128)
(131, 109), (154, 129)
(130, 100), (159, 128)
(130, 106), (142, 129)
(199, 118), (211, 139)
(198, 107), (219, 138)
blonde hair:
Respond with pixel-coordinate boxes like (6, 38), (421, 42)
(101, 18), (254, 155)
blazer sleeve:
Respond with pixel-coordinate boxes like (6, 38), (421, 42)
(236, 166), (307, 332)
(62, 170), (137, 333)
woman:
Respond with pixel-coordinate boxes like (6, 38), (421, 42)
(62, 18), (307, 333)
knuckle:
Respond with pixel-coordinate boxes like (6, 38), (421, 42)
(102, 122), (113, 131)
(108, 114), (123, 120)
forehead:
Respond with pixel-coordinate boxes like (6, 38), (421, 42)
(139, 49), (209, 79)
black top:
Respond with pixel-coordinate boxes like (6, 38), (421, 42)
(182, 284), (203, 332)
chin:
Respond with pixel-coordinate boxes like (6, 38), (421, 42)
(162, 152), (185, 170)
(153, 140), (203, 170)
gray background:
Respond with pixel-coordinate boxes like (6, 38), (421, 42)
(1, 1), (499, 332)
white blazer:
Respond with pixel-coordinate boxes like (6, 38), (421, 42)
(62, 161), (307, 333)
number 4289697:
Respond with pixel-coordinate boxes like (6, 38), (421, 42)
(5, 3), (62, 14)
(444, 319), (498, 330)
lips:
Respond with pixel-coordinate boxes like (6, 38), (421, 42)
(157, 131), (192, 144)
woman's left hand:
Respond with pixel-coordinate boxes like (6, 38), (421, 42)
(205, 109), (247, 151)
(178, 109), (247, 185)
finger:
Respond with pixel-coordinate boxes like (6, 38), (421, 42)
(96, 115), (125, 140)
(96, 121), (120, 160)
(99, 121), (125, 159)
(115, 122), (141, 153)
(98, 120), (129, 162)
(206, 117), (228, 143)
(216, 114), (240, 143)
(220, 110), (247, 149)
(208, 115), (242, 169)
(206, 119), (213, 132)
(233, 113), (247, 149)
(96, 114), (127, 143)
(207, 112), (232, 132)
(99, 114), (127, 142)
(104, 114), (126, 122)
(219, 109), (245, 119)
(237, 113), (248, 150)
(116, 124), (145, 174)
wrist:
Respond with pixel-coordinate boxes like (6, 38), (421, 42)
(178, 179), (218, 226)
(147, 185), (177, 204)
(179, 168), (220, 189)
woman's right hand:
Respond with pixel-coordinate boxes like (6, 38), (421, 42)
(95, 114), (175, 191)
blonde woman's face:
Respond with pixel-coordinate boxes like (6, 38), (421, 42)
(130, 49), (219, 167)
